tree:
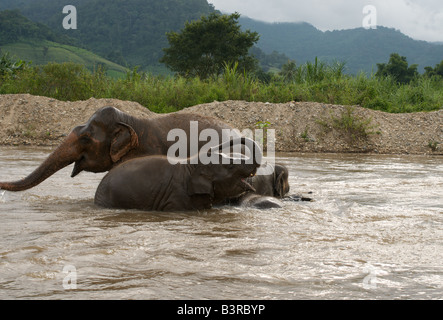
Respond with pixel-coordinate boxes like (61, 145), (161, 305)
(160, 12), (260, 79)
(279, 60), (298, 82)
(376, 53), (418, 84)
(424, 60), (443, 78)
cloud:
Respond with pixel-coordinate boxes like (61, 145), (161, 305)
(208, 0), (443, 42)
(376, 0), (443, 42)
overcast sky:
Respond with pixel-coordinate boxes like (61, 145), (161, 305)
(209, 0), (443, 42)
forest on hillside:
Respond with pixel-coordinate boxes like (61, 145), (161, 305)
(239, 17), (443, 74)
(2, 0), (443, 74)
(0, 0), (217, 69)
(0, 10), (75, 45)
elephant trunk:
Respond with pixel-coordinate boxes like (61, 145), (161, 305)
(0, 131), (80, 191)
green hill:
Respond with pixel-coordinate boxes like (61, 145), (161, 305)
(239, 17), (443, 74)
(0, 10), (128, 77)
(1, 40), (128, 78)
(1, 0), (217, 71)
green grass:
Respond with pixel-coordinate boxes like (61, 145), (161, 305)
(1, 59), (442, 114)
(1, 40), (128, 78)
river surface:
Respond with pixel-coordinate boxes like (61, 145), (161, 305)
(0, 147), (442, 300)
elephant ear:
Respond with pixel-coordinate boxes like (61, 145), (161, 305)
(187, 167), (214, 198)
(274, 170), (287, 198)
(110, 122), (139, 163)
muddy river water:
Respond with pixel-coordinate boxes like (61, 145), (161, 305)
(0, 147), (441, 299)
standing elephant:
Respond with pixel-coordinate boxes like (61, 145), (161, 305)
(0, 106), (241, 191)
(94, 138), (262, 211)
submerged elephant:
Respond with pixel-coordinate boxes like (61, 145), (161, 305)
(249, 163), (290, 198)
(94, 138), (262, 211)
(0, 106), (240, 191)
(227, 163), (290, 209)
(228, 163), (313, 208)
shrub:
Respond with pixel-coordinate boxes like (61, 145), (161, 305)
(318, 106), (375, 143)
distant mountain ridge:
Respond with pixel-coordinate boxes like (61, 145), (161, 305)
(239, 16), (443, 74)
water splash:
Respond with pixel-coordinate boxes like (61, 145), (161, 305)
(0, 189), (5, 203)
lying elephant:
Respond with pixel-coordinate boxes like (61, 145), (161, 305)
(249, 163), (290, 197)
(0, 106), (240, 191)
(94, 138), (262, 211)
(226, 163), (290, 209)
(226, 163), (313, 208)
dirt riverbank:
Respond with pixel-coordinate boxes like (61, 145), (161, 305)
(0, 94), (441, 155)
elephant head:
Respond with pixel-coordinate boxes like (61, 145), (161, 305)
(0, 107), (140, 191)
(187, 137), (263, 203)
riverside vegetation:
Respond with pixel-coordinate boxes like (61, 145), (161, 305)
(1, 6), (442, 115)
(1, 55), (442, 114)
